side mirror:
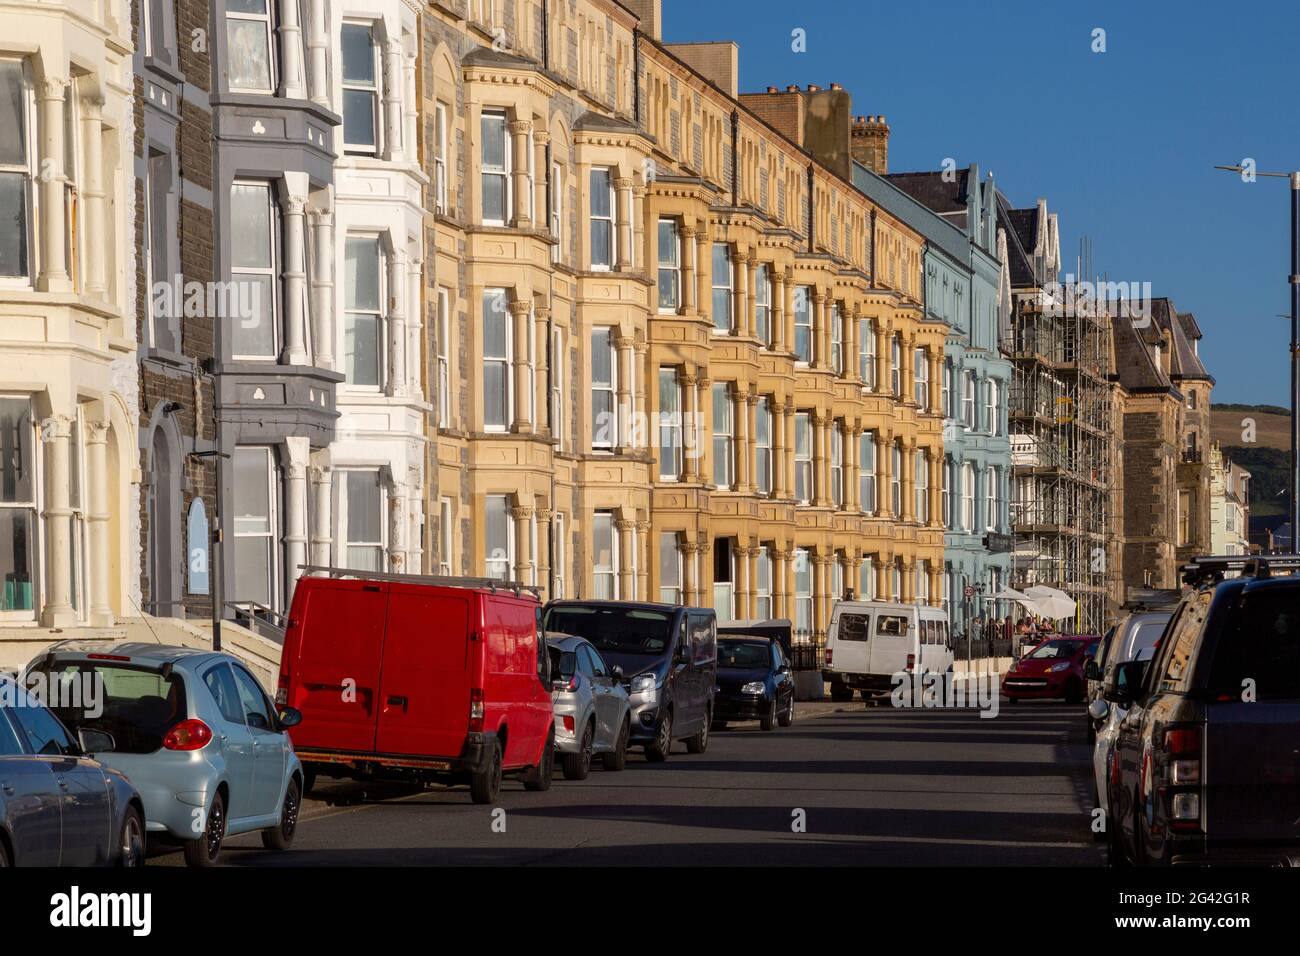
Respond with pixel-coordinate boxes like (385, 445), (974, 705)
(1083, 660), (1101, 681)
(1087, 698), (1109, 723)
(78, 728), (116, 756)
(610, 665), (624, 681)
(276, 707), (303, 730)
(777, 663), (791, 675)
(1104, 659), (1148, 706)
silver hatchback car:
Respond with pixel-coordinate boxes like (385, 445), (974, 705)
(24, 642), (304, 867)
(546, 635), (632, 779)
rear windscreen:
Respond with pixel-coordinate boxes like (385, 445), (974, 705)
(717, 641), (769, 668)
(545, 606), (673, 655)
(1207, 588), (1300, 700)
(836, 613), (869, 642)
(26, 662), (187, 754)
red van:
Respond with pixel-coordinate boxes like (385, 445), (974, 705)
(276, 571), (555, 803)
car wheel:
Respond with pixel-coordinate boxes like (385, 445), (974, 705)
(645, 711), (672, 762)
(523, 728), (555, 791)
(183, 790), (227, 868)
(685, 707), (710, 753)
(760, 699), (777, 732)
(261, 777), (302, 851)
(602, 715), (630, 772)
(562, 721), (594, 781)
(118, 806), (145, 867)
(778, 695), (794, 728)
(470, 738), (503, 804)
(830, 680), (853, 703)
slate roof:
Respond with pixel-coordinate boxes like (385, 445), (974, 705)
(1111, 297), (1214, 392)
(994, 192), (1039, 289)
(852, 163), (969, 267)
(884, 170), (973, 226)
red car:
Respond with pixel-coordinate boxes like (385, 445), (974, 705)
(277, 572), (555, 803)
(1001, 635), (1101, 704)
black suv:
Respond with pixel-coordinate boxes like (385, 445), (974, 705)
(1105, 555), (1300, 866)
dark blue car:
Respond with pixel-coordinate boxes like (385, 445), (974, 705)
(713, 636), (794, 731)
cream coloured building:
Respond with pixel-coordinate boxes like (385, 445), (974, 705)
(0, 0), (140, 637)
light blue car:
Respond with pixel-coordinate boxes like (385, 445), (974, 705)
(23, 642), (304, 867)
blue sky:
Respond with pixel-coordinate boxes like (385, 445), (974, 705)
(661, 0), (1299, 405)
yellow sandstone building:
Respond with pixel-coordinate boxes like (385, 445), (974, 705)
(421, 0), (944, 644)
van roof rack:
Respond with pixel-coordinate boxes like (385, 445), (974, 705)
(298, 565), (542, 599)
(1180, 554), (1300, 587)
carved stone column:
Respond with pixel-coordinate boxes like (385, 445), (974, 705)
(508, 119), (533, 228)
(509, 299), (533, 433)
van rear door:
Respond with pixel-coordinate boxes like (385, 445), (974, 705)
(827, 605), (872, 674)
(375, 584), (473, 759)
(868, 609), (912, 677)
(1202, 585), (1300, 843)
(288, 579), (389, 753)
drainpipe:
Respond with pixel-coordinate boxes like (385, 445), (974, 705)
(633, 29), (641, 125)
(807, 163), (815, 253)
(730, 109), (739, 206)
(542, 0), (549, 70)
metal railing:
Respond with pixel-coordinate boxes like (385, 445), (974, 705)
(298, 564), (543, 599)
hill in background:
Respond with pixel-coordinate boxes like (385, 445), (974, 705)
(1211, 403), (1290, 518)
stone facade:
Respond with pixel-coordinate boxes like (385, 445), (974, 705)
(1209, 442), (1250, 557)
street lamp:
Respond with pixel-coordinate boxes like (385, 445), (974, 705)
(1215, 164), (1300, 548)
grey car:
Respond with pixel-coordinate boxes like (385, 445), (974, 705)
(546, 635), (632, 779)
(24, 642), (304, 867)
(0, 675), (145, 866)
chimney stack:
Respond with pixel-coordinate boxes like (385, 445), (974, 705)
(851, 114), (890, 175)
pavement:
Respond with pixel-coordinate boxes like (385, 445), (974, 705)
(150, 694), (1103, 867)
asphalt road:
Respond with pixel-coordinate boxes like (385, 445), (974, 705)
(151, 698), (1105, 866)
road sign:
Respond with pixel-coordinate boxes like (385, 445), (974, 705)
(963, 585), (975, 598)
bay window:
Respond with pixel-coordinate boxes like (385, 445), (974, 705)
(830, 422), (843, 508)
(794, 411), (812, 504)
(342, 469), (384, 571)
(913, 348), (929, 407)
(344, 236), (383, 387)
(755, 397), (772, 495)
(341, 23), (379, 155)
(589, 166), (614, 269)
(225, 0), (276, 94)
(482, 288), (510, 431)
(890, 441), (902, 517)
(755, 264), (771, 346)
(915, 450), (929, 523)
(438, 496), (453, 576)
(658, 531), (682, 604)
(986, 465), (999, 532)
(551, 328), (565, 451)
(658, 367), (682, 480)
(961, 462), (975, 532)
(890, 334), (901, 396)
(0, 398), (35, 616)
(229, 181), (278, 359)
(593, 510), (617, 598)
(830, 303), (843, 374)
(962, 370), (976, 428)
(755, 546), (772, 619)
(859, 317), (875, 388)
(591, 327), (617, 449)
(480, 110), (509, 225)
(859, 555), (875, 601)
(988, 378), (1001, 436)
(436, 287), (451, 428)
(549, 160), (562, 263)
(859, 431), (876, 514)
(657, 219), (679, 312)
(0, 59), (31, 281)
(794, 549), (812, 638)
(942, 457), (952, 529)
(485, 494), (512, 580)
(711, 243), (732, 332)
(712, 382), (733, 489)
(434, 102), (448, 214)
(232, 446), (279, 609)
(552, 512), (566, 598)
(794, 286), (813, 363)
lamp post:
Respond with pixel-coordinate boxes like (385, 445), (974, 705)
(1214, 165), (1300, 549)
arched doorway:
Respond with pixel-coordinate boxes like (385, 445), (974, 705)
(146, 425), (182, 617)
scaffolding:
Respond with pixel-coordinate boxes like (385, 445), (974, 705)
(1008, 283), (1116, 633)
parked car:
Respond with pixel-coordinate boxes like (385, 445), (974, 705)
(545, 635), (631, 779)
(1086, 610), (1172, 742)
(25, 642), (304, 867)
(1087, 611), (1172, 826)
(1106, 554), (1300, 866)
(713, 635), (794, 731)
(1002, 635), (1100, 703)
(0, 674), (145, 867)
(823, 601), (953, 702)
(543, 601), (716, 762)
(279, 572), (554, 805)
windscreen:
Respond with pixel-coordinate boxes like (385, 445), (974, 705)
(544, 606), (674, 655)
(1206, 587), (1300, 700)
(1025, 639), (1086, 660)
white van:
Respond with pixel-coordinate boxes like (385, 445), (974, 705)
(823, 601), (954, 702)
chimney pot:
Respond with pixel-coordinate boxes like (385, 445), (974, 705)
(830, 82), (842, 91)
(807, 84), (821, 92)
(767, 86), (778, 93)
(787, 84), (799, 93)
(878, 115), (886, 124)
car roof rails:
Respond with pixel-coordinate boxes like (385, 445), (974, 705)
(1179, 554), (1300, 587)
(298, 565), (542, 600)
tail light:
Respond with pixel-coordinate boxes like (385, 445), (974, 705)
(275, 671), (289, 706)
(825, 649), (833, 666)
(163, 719), (213, 752)
(562, 715), (575, 732)
(905, 653), (915, 673)
(1162, 726), (1203, 831)
(469, 688), (485, 733)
